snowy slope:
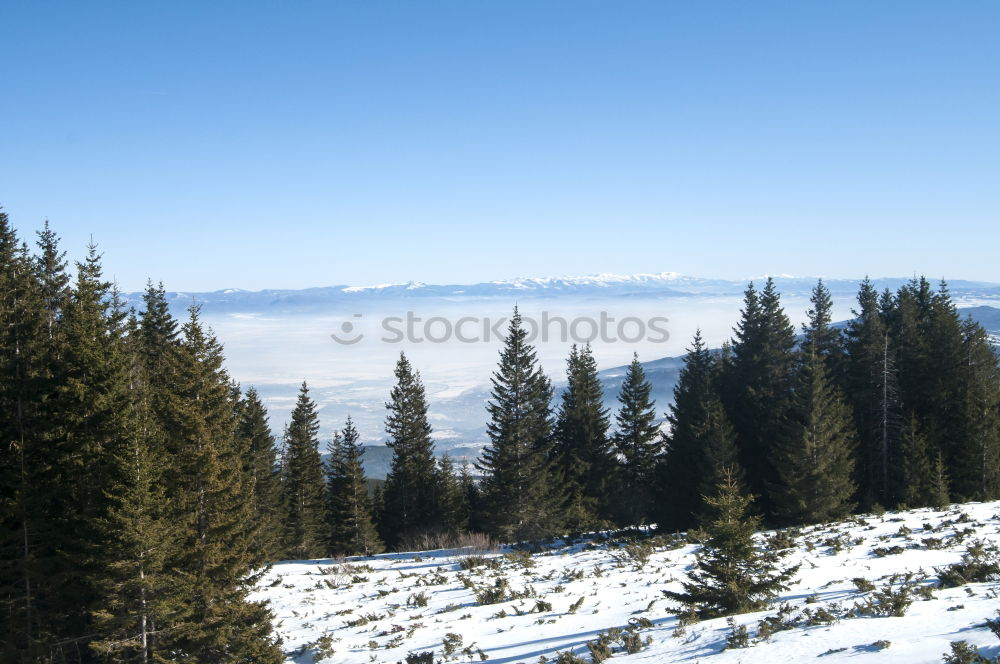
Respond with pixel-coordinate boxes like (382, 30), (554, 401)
(253, 501), (1000, 663)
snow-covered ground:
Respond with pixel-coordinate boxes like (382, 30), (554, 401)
(253, 501), (1000, 663)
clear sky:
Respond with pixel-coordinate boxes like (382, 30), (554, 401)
(1, 1), (998, 292)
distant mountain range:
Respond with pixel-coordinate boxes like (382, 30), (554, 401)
(127, 273), (1000, 314)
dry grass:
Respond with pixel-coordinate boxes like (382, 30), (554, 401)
(395, 530), (498, 554)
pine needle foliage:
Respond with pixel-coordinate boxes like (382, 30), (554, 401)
(665, 468), (798, 619)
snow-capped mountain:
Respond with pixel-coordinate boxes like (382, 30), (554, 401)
(126, 273), (1000, 315)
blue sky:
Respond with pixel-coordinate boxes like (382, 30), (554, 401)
(1, 1), (998, 292)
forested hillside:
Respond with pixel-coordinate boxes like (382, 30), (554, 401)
(2, 212), (998, 662)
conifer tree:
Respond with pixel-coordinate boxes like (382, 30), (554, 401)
(659, 331), (737, 530)
(721, 279), (797, 518)
(923, 282), (968, 472)
(136, 281), (188, 523)
(237, 387), (282, 562)
(459, 462), (483, 534)
(929, 453), (951, 511)
(553, 344), (614, 529)
(891, 278), (935, 422)
(693, 396), (743, 514)
(0, 211), (53, 659)
(46, 244), (132, 649)
(664, 468), (798, 618)
(612, 353), (660, 527)
(326, 432), (345, 526)
(899, 412), (951, 511)
(380, 353), (440, 547)
(280, 382), (327, 559)
(89, 314), (180, 664)
(951, 317), (1000, 501)
(136, 283), (181, 396)
(29, 222), (69, 526)
(844, 278), (901, 509)
(34, 220), (69, 343)
(370, 483), (386, 536)
(165, 307), (283, 662)
(326, 417), (383, 556)
(888, 278), (977, 500)
(771, 346), (857, 525)
(0, 216), (280, 661)
(434, 454), (469, 534)
(802, 279), (844, 374)
(477, 308), (560, 542)
(899, 414), (935, 508)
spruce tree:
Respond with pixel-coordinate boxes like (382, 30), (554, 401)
(326, 417), (383, 556)
(771, 346), (857, 525)
(34, 220), (69, 342)
(434, 454), (468, 534)
(477, 308), (560, 542)
(928, 453), (951, 511)
(380, 353), (440, 547)
(136, 282), (181, 393)
(326, 431), (345, 536)
(47, 244), (132, 650)
(721, 279), (797, 519)
(0, 217), (283, 661)
(89, 315), (181, 663)
(888, 278), (975, 500)
(370, 483), (386, 537)
(553, 344), (614, 529)
(923, 282), (968, 474)
(951, 317), (1000, 501)
(165, 307), (282, 662)
(891, 278), (935, 426)
(898, 412), (951, 511)
(844, 278), (901, 509)
(693, 396), (743, 515)
(900, 415), (931, 508)
(459, 462), (483, 534)
(0, 211), (54, 659)
(612, 353), (661, 527)
(136, 281), (188, 525)
(138, 281), (181, 386)
(664, 468), (798, 618)
(280, 382), (327, 559)
(237, 387), (282, 562)
(659, 331), (737, 530)
(802, 279), (844, 375)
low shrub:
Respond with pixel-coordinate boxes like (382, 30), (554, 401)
(442, 633), (463, 658)
(401, 653), (435, 664)
(987, 611), (1000, 641)
(941, 641), (998, 664)
(725, 618), (750, 649)
(407, 591), (429, 608)
(756, 602), (799, 640)
(938, 541), (1000, 588)
(852, 573), (919, 617)
(309, 633), (336, 662)
(852, 577), (876, 593)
